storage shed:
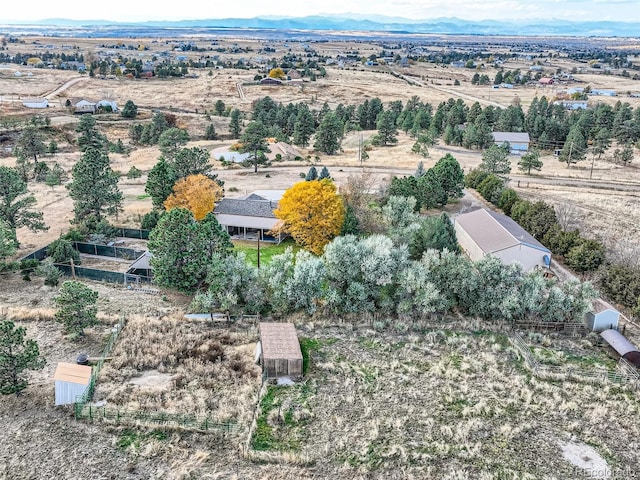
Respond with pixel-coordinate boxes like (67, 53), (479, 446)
(585, 299), (620, 332)
(600, 329), (640, 367)
(54, 362), (92, 405)
(258, 322), (303, 379)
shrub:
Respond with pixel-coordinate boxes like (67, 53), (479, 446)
(497, 188), (520, 216)
(599, 263), (640, 310)
(126, 166), (142, 179)
(36, 258), (62, 286)
(54, 281), (99, 336)
(565, 238), (606, 272)
(477, 174), (504, 204)
(464, 168), (490, 188)
(542, 225), (581, 256)
(47, 237), (80, 264)
(141, 210), (164, 230)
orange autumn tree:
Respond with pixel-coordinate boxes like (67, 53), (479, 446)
(163, 174), (223, 221)
(273, 179), (345, 255)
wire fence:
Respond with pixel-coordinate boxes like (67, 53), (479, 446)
(73, 316), (241, 434)
(74, 242), (146, 260)
(75, 405), (239, 433)
(74, 316), (126, 409)
(509, 332), (640, 389)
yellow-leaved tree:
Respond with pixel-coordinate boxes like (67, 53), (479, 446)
(273, 179), (345, 255)
(268, 67), (286, 80)
(163, 174), (223, 221)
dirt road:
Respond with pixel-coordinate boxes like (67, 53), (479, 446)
(43, 76), (88, 99)
(391, 70), (507, 108)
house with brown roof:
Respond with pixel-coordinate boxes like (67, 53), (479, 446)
(538, 77), (554, 86)
(454, 208), (552, 272)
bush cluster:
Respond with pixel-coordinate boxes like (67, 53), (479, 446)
(465, 169), (605, 273)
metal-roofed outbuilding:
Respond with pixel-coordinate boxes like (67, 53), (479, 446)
(600, 329), (640, 367)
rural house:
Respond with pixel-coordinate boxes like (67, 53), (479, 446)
(214, 190), (285, 243)
(454, 208), (552, 272)
(287, 69), (302, 80)
(66, 98), (97, 114)
(492, 132), (530, 154)
(257, 322), (303, 379)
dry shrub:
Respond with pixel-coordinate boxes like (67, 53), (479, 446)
(4, 307), (55, 322)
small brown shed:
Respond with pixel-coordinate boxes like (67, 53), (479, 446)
(258, 322), (303, 379)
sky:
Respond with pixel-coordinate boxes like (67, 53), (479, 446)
(2, 0), (640, 23)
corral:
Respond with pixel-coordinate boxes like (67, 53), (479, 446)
(93, 314), (262, 429)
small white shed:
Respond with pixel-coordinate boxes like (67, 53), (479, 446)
(54, 362), (91, 406)
(585, 299), (620, 332)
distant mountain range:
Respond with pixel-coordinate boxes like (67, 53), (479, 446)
(10, 15), (640, 37)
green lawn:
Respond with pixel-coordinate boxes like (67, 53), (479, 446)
(232, 238), (300, 267)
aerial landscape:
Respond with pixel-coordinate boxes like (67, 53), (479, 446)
(2, 1), (640, 479)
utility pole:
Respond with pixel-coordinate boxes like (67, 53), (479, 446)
(257, 235), (260, 270)
(567, 141), (574, 168)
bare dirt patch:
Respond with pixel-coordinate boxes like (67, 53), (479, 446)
(558, 440), (610, 479)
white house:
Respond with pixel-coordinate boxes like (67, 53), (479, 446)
(454, 208), (552, 272)
(22, 97), (49, 108)
(67, 98), (96, 114)
(54, 362), (92, 406)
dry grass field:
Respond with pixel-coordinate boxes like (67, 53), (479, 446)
(2, 278), (640, 479)
(95, 314), (261, 424)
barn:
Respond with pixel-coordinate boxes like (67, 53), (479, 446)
(54, 362), (92, 405)
(257, 322), (303, 379)
(454, 208), (552, 272)
(585, 299), (620, 332)
(600, 329), (640, 367)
